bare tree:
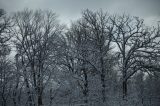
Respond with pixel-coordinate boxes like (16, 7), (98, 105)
(81, 9), (115, 103)
(110, 14), (160, 99)
(0, 9), (13, 106)
(1, 8), (160, 106)
(12, 9), (64, 106)
(66, 20), (92, 104)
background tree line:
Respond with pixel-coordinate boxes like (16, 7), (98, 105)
(0, 8), (160, 106)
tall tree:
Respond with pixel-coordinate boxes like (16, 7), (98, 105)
(81, 9), (114, 103)
(12, 9), (64, 106)
(66, 20), (92, 104)
(110, 14), (159, 99)
(0, 9), (12, 106)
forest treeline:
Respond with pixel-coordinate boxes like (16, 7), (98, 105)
(0, 8), (160, 106)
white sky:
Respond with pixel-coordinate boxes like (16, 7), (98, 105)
(0, 0), (160, 26)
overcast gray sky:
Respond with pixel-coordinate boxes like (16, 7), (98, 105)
(0, 0), (160, 26)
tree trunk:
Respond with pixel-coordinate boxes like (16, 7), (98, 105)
(25, 78), (33, 106)
(37, 62), (43, 106)
(12, 92), (17, 106)
(22, 57), (33, 106)
(122, 59), (127, 99)
(2, 95), (6, 106)
(100, 54), (106, 102)
(31, 62), (36, 88)
(38, 93), (43, 106)
(37, 77), (43, 106)
(101, 72), (106, 102)
(83, 69), (88, 105)
(122, 80), (127, 99)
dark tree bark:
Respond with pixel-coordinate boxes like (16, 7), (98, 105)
(83, 68), (88, 104)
